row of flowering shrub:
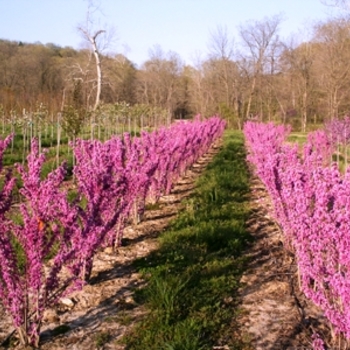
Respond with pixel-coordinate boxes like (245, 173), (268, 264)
(0, 116), (226, 347)
(244, 121), (350, 349)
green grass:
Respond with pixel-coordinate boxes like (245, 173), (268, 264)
(94, 331), (111, 347)
(122, 130), (252, 350)
(287, 132), (308, 145)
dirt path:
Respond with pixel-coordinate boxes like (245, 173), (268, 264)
(237, 177), (331, 350)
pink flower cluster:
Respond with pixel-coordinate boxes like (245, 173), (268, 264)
(244, 121), (350, 346)
(0, 116), (226, 346)
(324, 117), (350, 166)
(324, 116), (350, 147)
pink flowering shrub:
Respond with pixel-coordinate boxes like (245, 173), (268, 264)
(0, 116), (226, 346)
(1, 139), (82, 346)
(244, 121), (350, 344)
(324, 116), (350, 166)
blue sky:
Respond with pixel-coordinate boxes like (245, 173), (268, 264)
(0, 0), (339, 67)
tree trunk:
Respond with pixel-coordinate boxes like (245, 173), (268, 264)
(80, 28), (105, 111)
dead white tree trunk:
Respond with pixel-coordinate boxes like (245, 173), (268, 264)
(79, 28), (105, 111)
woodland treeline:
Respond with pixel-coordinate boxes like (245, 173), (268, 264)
(2, 15), (350, 132)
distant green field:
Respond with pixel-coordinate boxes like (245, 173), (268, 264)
(287, 132), (308, 145)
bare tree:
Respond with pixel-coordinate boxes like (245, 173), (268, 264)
(280, 39), (316, 131)
(78, 28), (105, 110)
(185, 63), (207, 116)
(321, 0), (350, 10)
(207, 26), (243, 127)
(313, 18), (350, 119)
(77, 0), (117, 111)
(103, 53), (137, 104)
(208, 25), (234, 60)
(136, 46), (183, 125)
(238, 14), (284, 120)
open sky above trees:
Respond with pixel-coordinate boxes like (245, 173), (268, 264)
(0, 0), (339, 67)
(1, 0), (350, 131)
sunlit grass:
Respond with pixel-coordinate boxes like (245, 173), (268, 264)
(287, 132), (308, 145)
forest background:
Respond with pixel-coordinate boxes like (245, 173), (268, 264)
(1, 0), (350, 136)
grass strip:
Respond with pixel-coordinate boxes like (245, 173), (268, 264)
(123, 131), (252, 350)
